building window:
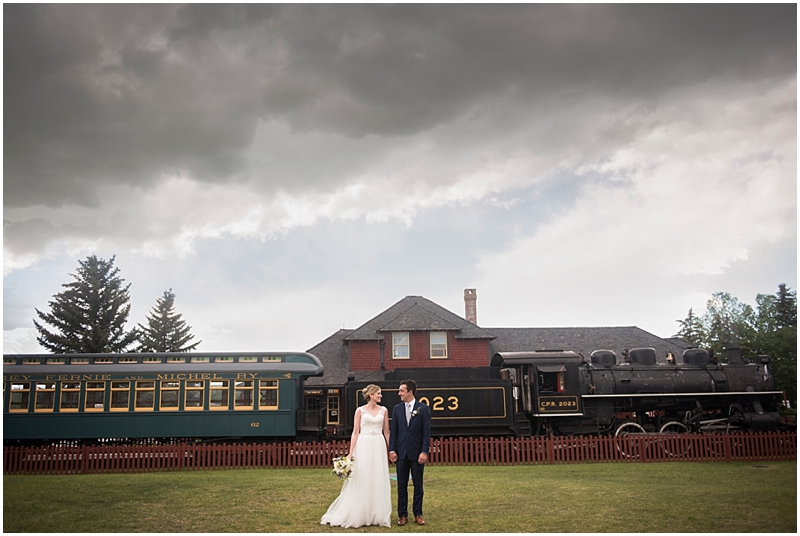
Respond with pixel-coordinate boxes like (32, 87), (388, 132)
(392, 332), (410, 359)
(327, 395), (340, 425)
(430, 331), (448, 359)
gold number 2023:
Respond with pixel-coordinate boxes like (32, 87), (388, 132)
(418, 396), (458, 411)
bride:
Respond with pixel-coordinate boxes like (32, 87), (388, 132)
(321, 384), (392, 528)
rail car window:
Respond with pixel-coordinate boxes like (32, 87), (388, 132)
(85, 381), (106, 411)
(60, 382), (80, 412)
(143, 356), (161, 363)
(537, 369), (566, 394)
(70, 358), (89, 365)
(190, 356), (210, 363)
(393, 332), (410, 359)
(215, 356), (233, 363)
(210, 380), (230, 409)
(134, 381), (155, 411)
(111, 381), (131, 411)
(119, 357), (138, 364)
(160, 381), (180, 410)
(9, 382), (30, 412)
(259, 380), (278, 409)
(234, 380), (254, 410)
(185, 381), (204, 410)
(430, 331), (448, 359)
(34, 382), (56, 412)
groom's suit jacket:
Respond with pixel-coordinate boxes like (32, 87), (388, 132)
(389, 399), (432, 461)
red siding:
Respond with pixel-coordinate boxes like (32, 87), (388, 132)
(349, 332), (490, 371)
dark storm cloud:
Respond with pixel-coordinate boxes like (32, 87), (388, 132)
(4, 4), (795, 208)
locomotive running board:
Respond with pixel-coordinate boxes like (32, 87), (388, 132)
(581, 391), (784, 398)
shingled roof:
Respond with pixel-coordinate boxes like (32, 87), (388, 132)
(343, 296), (495, 341)
(487, 326), (689, 364)
(305, 328), (387, 386)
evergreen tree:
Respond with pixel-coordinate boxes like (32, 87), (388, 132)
(34, 255), (138, 353)
(137, 289), (201, 352)
(673, 307), (706, 345)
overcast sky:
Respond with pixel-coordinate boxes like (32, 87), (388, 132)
(4, 4), (797, 354)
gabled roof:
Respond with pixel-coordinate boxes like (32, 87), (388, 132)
(487, 326), (689, 364)
(305, 329), (352, 386)
(344, 295), (496, 341)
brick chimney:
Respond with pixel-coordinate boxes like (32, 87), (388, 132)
(464, 289), (477, 324)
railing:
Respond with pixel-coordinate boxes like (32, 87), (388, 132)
(3, 431), (795, 475)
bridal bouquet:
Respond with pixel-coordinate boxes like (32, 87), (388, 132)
(331, 455), (354, 480)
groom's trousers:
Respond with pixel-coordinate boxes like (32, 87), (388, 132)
(395, 455), (424, 517)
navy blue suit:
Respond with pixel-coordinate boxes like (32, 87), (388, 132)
(389, 399), (432, 518)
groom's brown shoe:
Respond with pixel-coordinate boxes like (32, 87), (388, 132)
(415, 516), (425, 525)
(397, 516), (408, 526)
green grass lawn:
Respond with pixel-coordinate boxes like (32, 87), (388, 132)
(4, 462), (796, 532)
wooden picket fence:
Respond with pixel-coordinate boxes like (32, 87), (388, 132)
(4, 431), (795, 475)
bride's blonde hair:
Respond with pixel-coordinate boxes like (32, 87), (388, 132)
(362, 384), (381, 402)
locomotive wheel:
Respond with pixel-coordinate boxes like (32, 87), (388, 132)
(658, 421), (691, 457)
(614, 422), (646, 459)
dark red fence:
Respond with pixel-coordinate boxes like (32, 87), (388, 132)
(4, 431), (795, 475)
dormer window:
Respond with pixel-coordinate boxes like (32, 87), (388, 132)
(430, 331), (448, 359)
(392, 332), (409, 359)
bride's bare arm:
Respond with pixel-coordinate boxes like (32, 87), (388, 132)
(382, 407), (390, 450)
(348, 407), (361, 457)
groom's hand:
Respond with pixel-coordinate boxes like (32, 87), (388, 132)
(418, 453), (428, 464)
(389, 451), (397, 463)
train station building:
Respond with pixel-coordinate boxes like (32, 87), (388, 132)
(304, 289), (691, 429)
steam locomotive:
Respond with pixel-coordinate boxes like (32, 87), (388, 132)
(335, 346), (786, 438)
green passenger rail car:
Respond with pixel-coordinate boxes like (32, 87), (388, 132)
(3, 352), (324, 443)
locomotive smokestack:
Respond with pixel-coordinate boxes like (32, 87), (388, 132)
(726, 346), (744, 364)
(464, 288), (477, 324)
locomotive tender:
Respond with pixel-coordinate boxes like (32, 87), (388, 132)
(3, 351), (323, 443)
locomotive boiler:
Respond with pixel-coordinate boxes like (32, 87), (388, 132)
(491, 346), (784, 437)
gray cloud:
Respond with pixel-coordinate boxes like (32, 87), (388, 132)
(5, 4), (795, 210)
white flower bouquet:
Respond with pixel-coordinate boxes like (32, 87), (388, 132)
(331, 455), (354, 480)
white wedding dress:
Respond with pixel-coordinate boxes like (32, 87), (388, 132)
(321, 406), (392, 528)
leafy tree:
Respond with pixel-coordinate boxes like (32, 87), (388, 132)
(751, 285), (796, 404)
(700, 292), (756, 361)
(34, 255), (138, 353)
(137, 289), (201, 352)
(673, 307), (706, 345)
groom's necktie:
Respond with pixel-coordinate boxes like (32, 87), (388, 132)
(406, 403), (412, 425)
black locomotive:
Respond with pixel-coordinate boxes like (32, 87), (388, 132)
(332, 346), (786, 439)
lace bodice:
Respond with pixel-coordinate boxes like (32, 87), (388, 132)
(359, 406), (386, 435)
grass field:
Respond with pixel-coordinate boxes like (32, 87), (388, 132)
(4, 461), (796, 532)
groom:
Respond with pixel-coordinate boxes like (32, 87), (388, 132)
(389, 379), (432, 526)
